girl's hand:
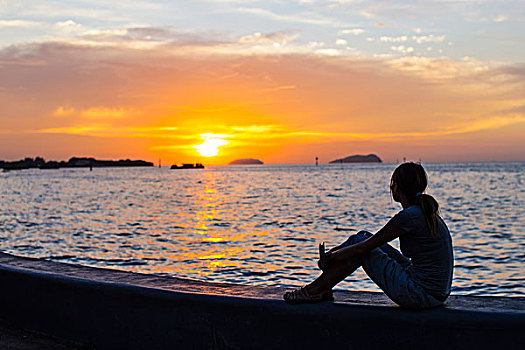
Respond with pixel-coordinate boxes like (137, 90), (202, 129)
(318, 243), (331, 271)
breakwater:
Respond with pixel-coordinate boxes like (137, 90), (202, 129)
(0, 252), (523, 349)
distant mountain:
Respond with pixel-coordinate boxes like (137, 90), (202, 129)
(228, 158), (264, 165)
(329, 154), (382, 164)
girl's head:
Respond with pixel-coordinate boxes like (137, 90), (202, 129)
(391, 162), (441, 238)
(390, 162), (428, 200)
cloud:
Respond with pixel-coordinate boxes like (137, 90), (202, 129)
(0, 20), (42, 28)
(260, 85), (297, 93)
(71, 27), (311, 55)
(387, 56), (488, 80)
(390, 45), (414, 54)
(495, 63), (525, 77)
(336, 39), (348, 46)
(277, 114), (525, 140)
(453, 114), (525, 134)
(79, 27), (223, 50)
(380, 36), (408, 43)
(53, 106), (140, 120)
(1, 35), (524, 162)
(331, 1), (497, 23)
(412, 35), (446, 44)
(493, 14), (508, 22)
(53, 106), (75, 116)
(238, 31), (298, 46)
(308, 41), (325, 48)
(0, 59), (46, 68)
(55, 20), (82, 30)
(315, 48), (342, 56)
(338, 28), (365, 35)
(35, 125), (180, 138)
(4, 1), (160, 22)
(235, 7), (352, 27)
(230, 125), (282, 134)
(17, 111), (525, 144)
(498, 104), (525, 115)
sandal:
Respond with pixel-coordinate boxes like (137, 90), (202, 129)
(283, 286), (334, 304)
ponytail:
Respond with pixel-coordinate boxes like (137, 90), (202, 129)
(415, 193), (441, 238)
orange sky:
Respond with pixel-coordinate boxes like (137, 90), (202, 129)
(1, 42), (524, 164)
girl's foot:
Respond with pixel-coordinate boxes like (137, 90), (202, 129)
(283, 286), (334, 304)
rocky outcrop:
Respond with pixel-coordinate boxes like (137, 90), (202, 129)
(329, 154), (382, 164)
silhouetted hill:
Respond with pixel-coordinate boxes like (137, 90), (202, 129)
(228, 158), (264, 165)
(329, 154), (382, 164)
(0, 157), (153, 170)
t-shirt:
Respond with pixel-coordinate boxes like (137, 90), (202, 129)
(387, 205), (453, 300)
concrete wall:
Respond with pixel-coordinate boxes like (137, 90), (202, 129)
(0, 253), (524, 350)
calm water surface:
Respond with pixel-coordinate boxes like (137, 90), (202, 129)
(0, 162), (523, 296)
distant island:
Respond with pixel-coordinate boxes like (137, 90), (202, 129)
(228, 158), (264, 165)
(329, 154), (382, 164)
(0, 157), (154, 170)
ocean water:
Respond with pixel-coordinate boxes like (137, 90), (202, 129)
(0, 162), (523, 296)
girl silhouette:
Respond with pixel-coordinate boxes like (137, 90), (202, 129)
(284, 162), (453, 309)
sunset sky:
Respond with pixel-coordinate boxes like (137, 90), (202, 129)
(1, 1), (524, 164)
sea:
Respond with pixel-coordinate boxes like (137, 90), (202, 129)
(1, 162), (523, 296)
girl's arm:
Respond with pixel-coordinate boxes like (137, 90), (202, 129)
(328, 224), (407, 263)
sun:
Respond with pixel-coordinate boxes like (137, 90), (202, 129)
(193, 133), (230, 157)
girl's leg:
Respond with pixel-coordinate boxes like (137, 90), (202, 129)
(292, 230), (440, 308)
(307, 231), (372, 295)
(306, 260), (354, 295)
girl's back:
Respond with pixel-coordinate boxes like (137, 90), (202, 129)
(389, 205), (453, 301)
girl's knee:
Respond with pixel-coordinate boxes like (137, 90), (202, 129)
(355, 230), (373, 242)
(357, 230), (373, 238)
(344, 231), (372, 245)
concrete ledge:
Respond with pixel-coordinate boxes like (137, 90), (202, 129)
(0, 252), (523, 350)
